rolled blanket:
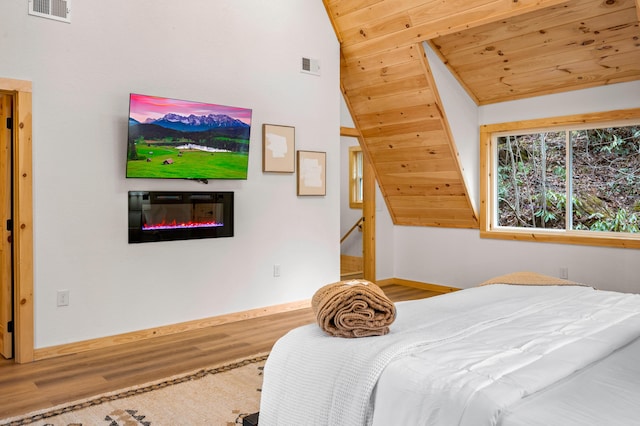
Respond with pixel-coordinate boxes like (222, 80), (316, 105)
(311, 279), (396, 338)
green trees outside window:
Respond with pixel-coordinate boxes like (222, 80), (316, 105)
(497, 125), (640, 233)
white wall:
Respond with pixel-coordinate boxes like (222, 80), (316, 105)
(423, 43), (480, 212)
(0, 1), (340, 349)
(391, 44), (640, 294)
(374, 184), (396, 280)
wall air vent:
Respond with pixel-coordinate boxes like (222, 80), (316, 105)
(28, 0), (71, 23)
(301, 57), (320, 76)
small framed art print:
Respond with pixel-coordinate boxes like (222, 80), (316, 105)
(297, 150), (326, 196)
(262, 124), (295, 173)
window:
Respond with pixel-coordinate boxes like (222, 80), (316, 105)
(480, 108), (640, 249)
(349, 146), (363, 209)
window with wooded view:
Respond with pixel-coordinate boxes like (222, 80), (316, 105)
(480, 109), (640, 249)
(349, 146), (363, 209)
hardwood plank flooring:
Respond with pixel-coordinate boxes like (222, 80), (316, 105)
(0, 284), (442, 419)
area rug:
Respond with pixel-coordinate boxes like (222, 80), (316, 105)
(0, 353), (267, 426)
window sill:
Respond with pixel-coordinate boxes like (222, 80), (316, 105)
(480, 228), (640, 249)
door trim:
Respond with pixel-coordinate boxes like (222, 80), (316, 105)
(362, 149), (375, 281)
(0, 93), (13, 358)
(0, 78), (34, 363)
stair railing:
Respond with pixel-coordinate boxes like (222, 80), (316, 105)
(340, 216), (364, 244)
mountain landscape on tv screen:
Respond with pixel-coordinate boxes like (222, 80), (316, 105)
(128, 113), (251, 152)
(144, 112), (250, 132)
(127, 110), (252, 180)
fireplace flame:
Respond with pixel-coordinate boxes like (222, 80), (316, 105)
(142, 219), (223, 231)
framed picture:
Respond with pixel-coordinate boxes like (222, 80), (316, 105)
(297, 150), (326, 196)
(262, 124), (295, 173)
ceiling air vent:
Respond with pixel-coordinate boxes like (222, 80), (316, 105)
(301, 57), (320, 76)
(29, 0), (71, 23)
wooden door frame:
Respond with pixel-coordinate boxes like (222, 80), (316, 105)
(340, 126), (375, 281)
(0, 78), (34, 364)
(0, 93), (13, 358)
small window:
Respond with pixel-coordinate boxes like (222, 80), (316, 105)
(480, 108), (640, 249)
(349, 146), (363, 209)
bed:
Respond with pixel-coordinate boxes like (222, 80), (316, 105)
(259, 277), (640, 425)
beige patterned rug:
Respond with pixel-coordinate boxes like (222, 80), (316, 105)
(0, 353), (267, 426)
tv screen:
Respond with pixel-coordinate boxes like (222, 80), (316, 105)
(126, 93), (252, 180)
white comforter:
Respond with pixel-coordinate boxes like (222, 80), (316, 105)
(259, 284), (640, 426)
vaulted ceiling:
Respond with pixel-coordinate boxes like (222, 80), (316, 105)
(324, 0), (640, 229)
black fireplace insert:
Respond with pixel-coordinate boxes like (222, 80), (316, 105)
(128, 191), (234, 243)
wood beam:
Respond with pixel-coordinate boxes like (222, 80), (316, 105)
(340, 126), (360, 137)
(362, 153), (376, 281)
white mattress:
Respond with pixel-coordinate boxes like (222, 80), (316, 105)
(260, 284), (640, 426)
(499, 336), (640, 425)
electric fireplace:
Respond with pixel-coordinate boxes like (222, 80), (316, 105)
(128, 191), (233, 243)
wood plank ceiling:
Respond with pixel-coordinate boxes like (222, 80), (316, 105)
(323, 0), (640, 229)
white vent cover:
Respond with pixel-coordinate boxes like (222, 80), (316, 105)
(301, 57), (320, 76)
(29, 0), (71, 23)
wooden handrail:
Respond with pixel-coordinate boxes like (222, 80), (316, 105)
(340, 216), (364, 244)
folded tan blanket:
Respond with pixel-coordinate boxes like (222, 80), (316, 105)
(312, 279), (396, 338)
(479, 271), (587, 287)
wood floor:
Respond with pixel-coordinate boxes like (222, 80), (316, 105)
(0, 283), (442, 419)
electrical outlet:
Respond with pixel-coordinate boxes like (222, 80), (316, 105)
(560, 267), (569, 279)
(273, 264), (281, 278)
(57, 290), (70, 307)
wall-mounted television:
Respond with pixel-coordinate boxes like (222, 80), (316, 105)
(126, 93), (252, 180)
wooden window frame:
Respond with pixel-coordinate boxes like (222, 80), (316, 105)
(349, 146), (363, 209)
(480, 108), (640, 249)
